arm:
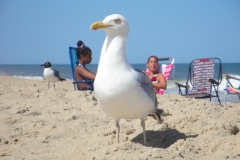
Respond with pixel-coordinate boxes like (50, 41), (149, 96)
(152, 73), (167, 90)
(74, 66), (96, 90)
(75, 66), (95, 80)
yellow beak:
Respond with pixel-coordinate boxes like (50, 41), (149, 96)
(90, 21), (111, 30)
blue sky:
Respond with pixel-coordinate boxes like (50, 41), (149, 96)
(0, 0), (240, 64)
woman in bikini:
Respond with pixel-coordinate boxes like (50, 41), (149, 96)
(74, 40), (96, 90)
(146, 55), (167, 93)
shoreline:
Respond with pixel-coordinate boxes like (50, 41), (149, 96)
(1, 74), (238, 104)
(0, 76), (239, 159)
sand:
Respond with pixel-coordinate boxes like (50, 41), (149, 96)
(0, 76), (239, 160)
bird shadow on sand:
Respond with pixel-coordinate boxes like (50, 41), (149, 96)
(131, 129), (198, 148)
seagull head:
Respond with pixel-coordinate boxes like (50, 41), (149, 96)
(40, 62), (52, 68)
(90, 14), (129, 36)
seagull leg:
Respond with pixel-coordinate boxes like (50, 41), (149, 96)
(141, 119), (147, 145)
(54, 83), (55, 89)
(48, 82), (49, 89)
(115, 119), (120, 143)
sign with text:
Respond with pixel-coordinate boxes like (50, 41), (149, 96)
(191, 58), (215, 94)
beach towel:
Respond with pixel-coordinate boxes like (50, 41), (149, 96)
(224, 87), (240, 94)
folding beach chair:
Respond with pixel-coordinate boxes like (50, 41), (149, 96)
(175, 58), (222, 105)
(69, 47), (94, 91)
(222, 74), (240, 107)
(146, 57), (175, 95)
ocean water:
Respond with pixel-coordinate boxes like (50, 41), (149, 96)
(0, 63), (239, 104)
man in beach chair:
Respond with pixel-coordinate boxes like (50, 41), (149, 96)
(69, 40), (95, 91)
(222, 74), (240, 107)
(146, 56), (175, 95)
(175, 58), (222, 105)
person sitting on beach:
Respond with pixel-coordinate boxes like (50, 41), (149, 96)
(146, 55), (167, 93)
(74, 40), (96, 90)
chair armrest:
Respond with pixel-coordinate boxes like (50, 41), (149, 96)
(208, 79), (220, 85)
(222, 74), (240, 81)
(73, 80), (94, 84)
(175, 82), (187, 88)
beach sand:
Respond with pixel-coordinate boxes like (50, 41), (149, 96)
(0, 76), (239, 160)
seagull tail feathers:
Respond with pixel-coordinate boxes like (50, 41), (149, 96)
(154, 109), (164, 124)
(149, 108), (173, 124)
(60, 78), (66, 81)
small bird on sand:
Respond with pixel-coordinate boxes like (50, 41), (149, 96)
(90, 14), (163, 144)
(40, 62), (66, 89)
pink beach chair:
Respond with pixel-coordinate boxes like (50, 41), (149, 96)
(146, 57), (175, 95)
(223, 74), (240, 107)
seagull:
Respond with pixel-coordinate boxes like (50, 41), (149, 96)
(90, 14), (163, 144)
(40, 62), (66, 89)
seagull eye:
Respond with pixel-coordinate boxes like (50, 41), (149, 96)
(114, 19), (121, 24)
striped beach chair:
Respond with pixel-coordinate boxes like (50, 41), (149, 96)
(175, 58), (222, 105)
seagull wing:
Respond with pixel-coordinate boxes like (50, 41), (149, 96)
(53, 69), (62, 80)
(132, 68), (157, 108)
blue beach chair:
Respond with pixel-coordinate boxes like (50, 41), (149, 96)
(68, 47), (94, 91)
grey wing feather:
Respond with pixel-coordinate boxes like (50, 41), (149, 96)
(133, 68), (157, 108)
(53, 69), (62, 80)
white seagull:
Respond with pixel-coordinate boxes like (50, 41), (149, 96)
(90, 14), (163, 144)
(40, 62), (66, 89)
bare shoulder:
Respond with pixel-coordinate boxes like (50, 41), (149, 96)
(157, 73), (164, 77)
(157, 73), (165, 80)
(75, 66), (86, 72)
